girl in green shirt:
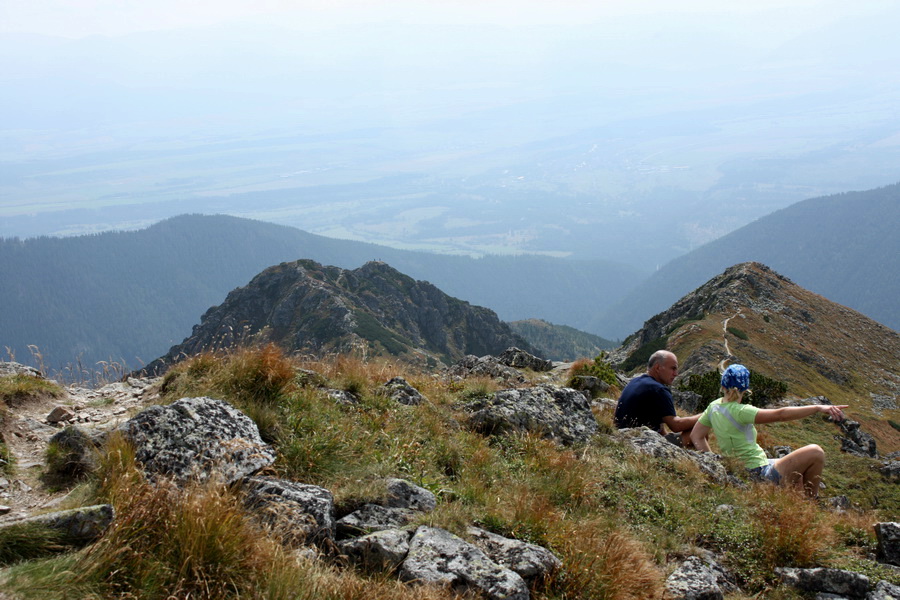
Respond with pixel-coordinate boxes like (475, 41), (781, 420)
(691, 364), (847, 498)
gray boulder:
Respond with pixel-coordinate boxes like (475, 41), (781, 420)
(0, 504), (113, 547)
(243, 476), (335, 546)
(467, 526), (561, 582)
(665, 556), (723, 600)
(868, 580), (900, 600)
(0, 361), (43, 378)
(467, 384), (598, 446)
(326, 389), (359, 405)
(385, 478), (437, 512)
(497, 348), (552, 372)
(120, 396), (276, 485)
(378, 377), (427, 406)
(880, 460), (900, 480)
(839, 420), (878, 458)
(568, 375), (609, 399)
(339, 528), (412, 572)
(777, 567), (870, 599)
(447, 355), (526, 384)
(615, 427), (731, 485)
(336, 504), (418, 538)
(399, 526), (529, 600)
(875, 522), (900, 566)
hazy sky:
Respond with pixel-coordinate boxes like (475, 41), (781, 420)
(2, 0), (895, 39)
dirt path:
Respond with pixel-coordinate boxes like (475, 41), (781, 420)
(717, 310), (742, 372)
(1, 377), (160, 524)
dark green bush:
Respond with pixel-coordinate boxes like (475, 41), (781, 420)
(727, 326), (749, 341)
(678, 370), (788, 410)
(620, 336), (669, 373)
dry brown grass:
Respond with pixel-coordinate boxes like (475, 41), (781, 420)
(550, 524), (664, 600)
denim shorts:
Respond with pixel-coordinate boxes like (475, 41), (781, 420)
(748, 458), (782, 484)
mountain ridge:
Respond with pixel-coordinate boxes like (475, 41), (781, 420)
(597, 183), (900, 338)
(141, 259), (538, 375)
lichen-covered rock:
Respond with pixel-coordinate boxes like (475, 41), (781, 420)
(497, 348), (552, 372)
(868, 580), (900, 600)
(340, 528), (412, 572)
(665, 556), (723, 600)
(467, 527), (561, 582)
(336, 504), (418, 538)
(120, 396), (276, 484)
(385, 478), (437, 512)
(243, 476), (335, 546)
(326, 389), (359, 405)
(0, 362), (43, 378)
(399, 526), (529, 600)
(467, 384), (598, 446)
(615, 427), (731, 484)
(447, 355), (526, 384)
(379, 377), (427, 406)
(0, 504), (113, 547)
(777, 567), (870, 599)
(875, 522), (900, 567)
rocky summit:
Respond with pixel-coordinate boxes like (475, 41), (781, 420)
(141, 259), (537, 375)
(612, 262), (900, 453)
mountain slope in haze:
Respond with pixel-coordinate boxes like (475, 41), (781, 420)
(595, 183), (900, 339)
(142, 259), (536, 374)
(612, 262), (900, 454)
(509, 319), (616, 362)
(0, 214), (641, 372)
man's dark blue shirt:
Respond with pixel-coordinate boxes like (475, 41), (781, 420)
(613, 373), (676, 432)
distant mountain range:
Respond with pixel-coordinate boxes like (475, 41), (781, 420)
(0, 214), (637, 371)
(1, 182), (897, 373)
(596, 183), (900, 338)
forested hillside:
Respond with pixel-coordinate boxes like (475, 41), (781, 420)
(595, 183), (900, 338)
(0, 215), (640, 372)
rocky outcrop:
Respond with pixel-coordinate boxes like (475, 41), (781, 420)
(378, 377), (427, 406)
(875, 522), (900, 567)
(119, 396), (276, 484)
(497, 348), (553, 372)
(776, 567), (870, 599)
(242, 476), (335, 546)
(665, 556), (724, 600)
(140, 260), (537, 374)
(399, 526), (529, 600)
(466, 526), (561, 583)
(0, 504), (114, 548)
(447, 354), (527, 384)
(466, 384), (598, 445)
(614, 427), (731, 485)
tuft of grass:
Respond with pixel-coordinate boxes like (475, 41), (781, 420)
(551, 524), (664, 600)
(0, 374), (65, 407)
(0, 521), (69, 566)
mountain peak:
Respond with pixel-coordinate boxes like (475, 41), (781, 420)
(142, 259), (536, 374)
(615, 262), (900, 444)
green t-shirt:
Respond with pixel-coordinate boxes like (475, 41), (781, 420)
(698, 399), (768, 469)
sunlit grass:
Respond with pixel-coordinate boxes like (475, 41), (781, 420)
(3, 345), (898, 598)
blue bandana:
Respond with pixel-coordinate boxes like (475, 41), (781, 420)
(721, 364), (751, 391)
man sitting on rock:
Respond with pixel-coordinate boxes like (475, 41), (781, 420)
(614, 350), (700, 446)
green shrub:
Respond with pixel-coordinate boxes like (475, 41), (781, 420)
(567, 353), (618, 388)
(620, 336), (668, 373)
(726, 326), (749, 340)
(678, 370), (788, 410)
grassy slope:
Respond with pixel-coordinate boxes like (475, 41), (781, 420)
(1, 346), (898, 599)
